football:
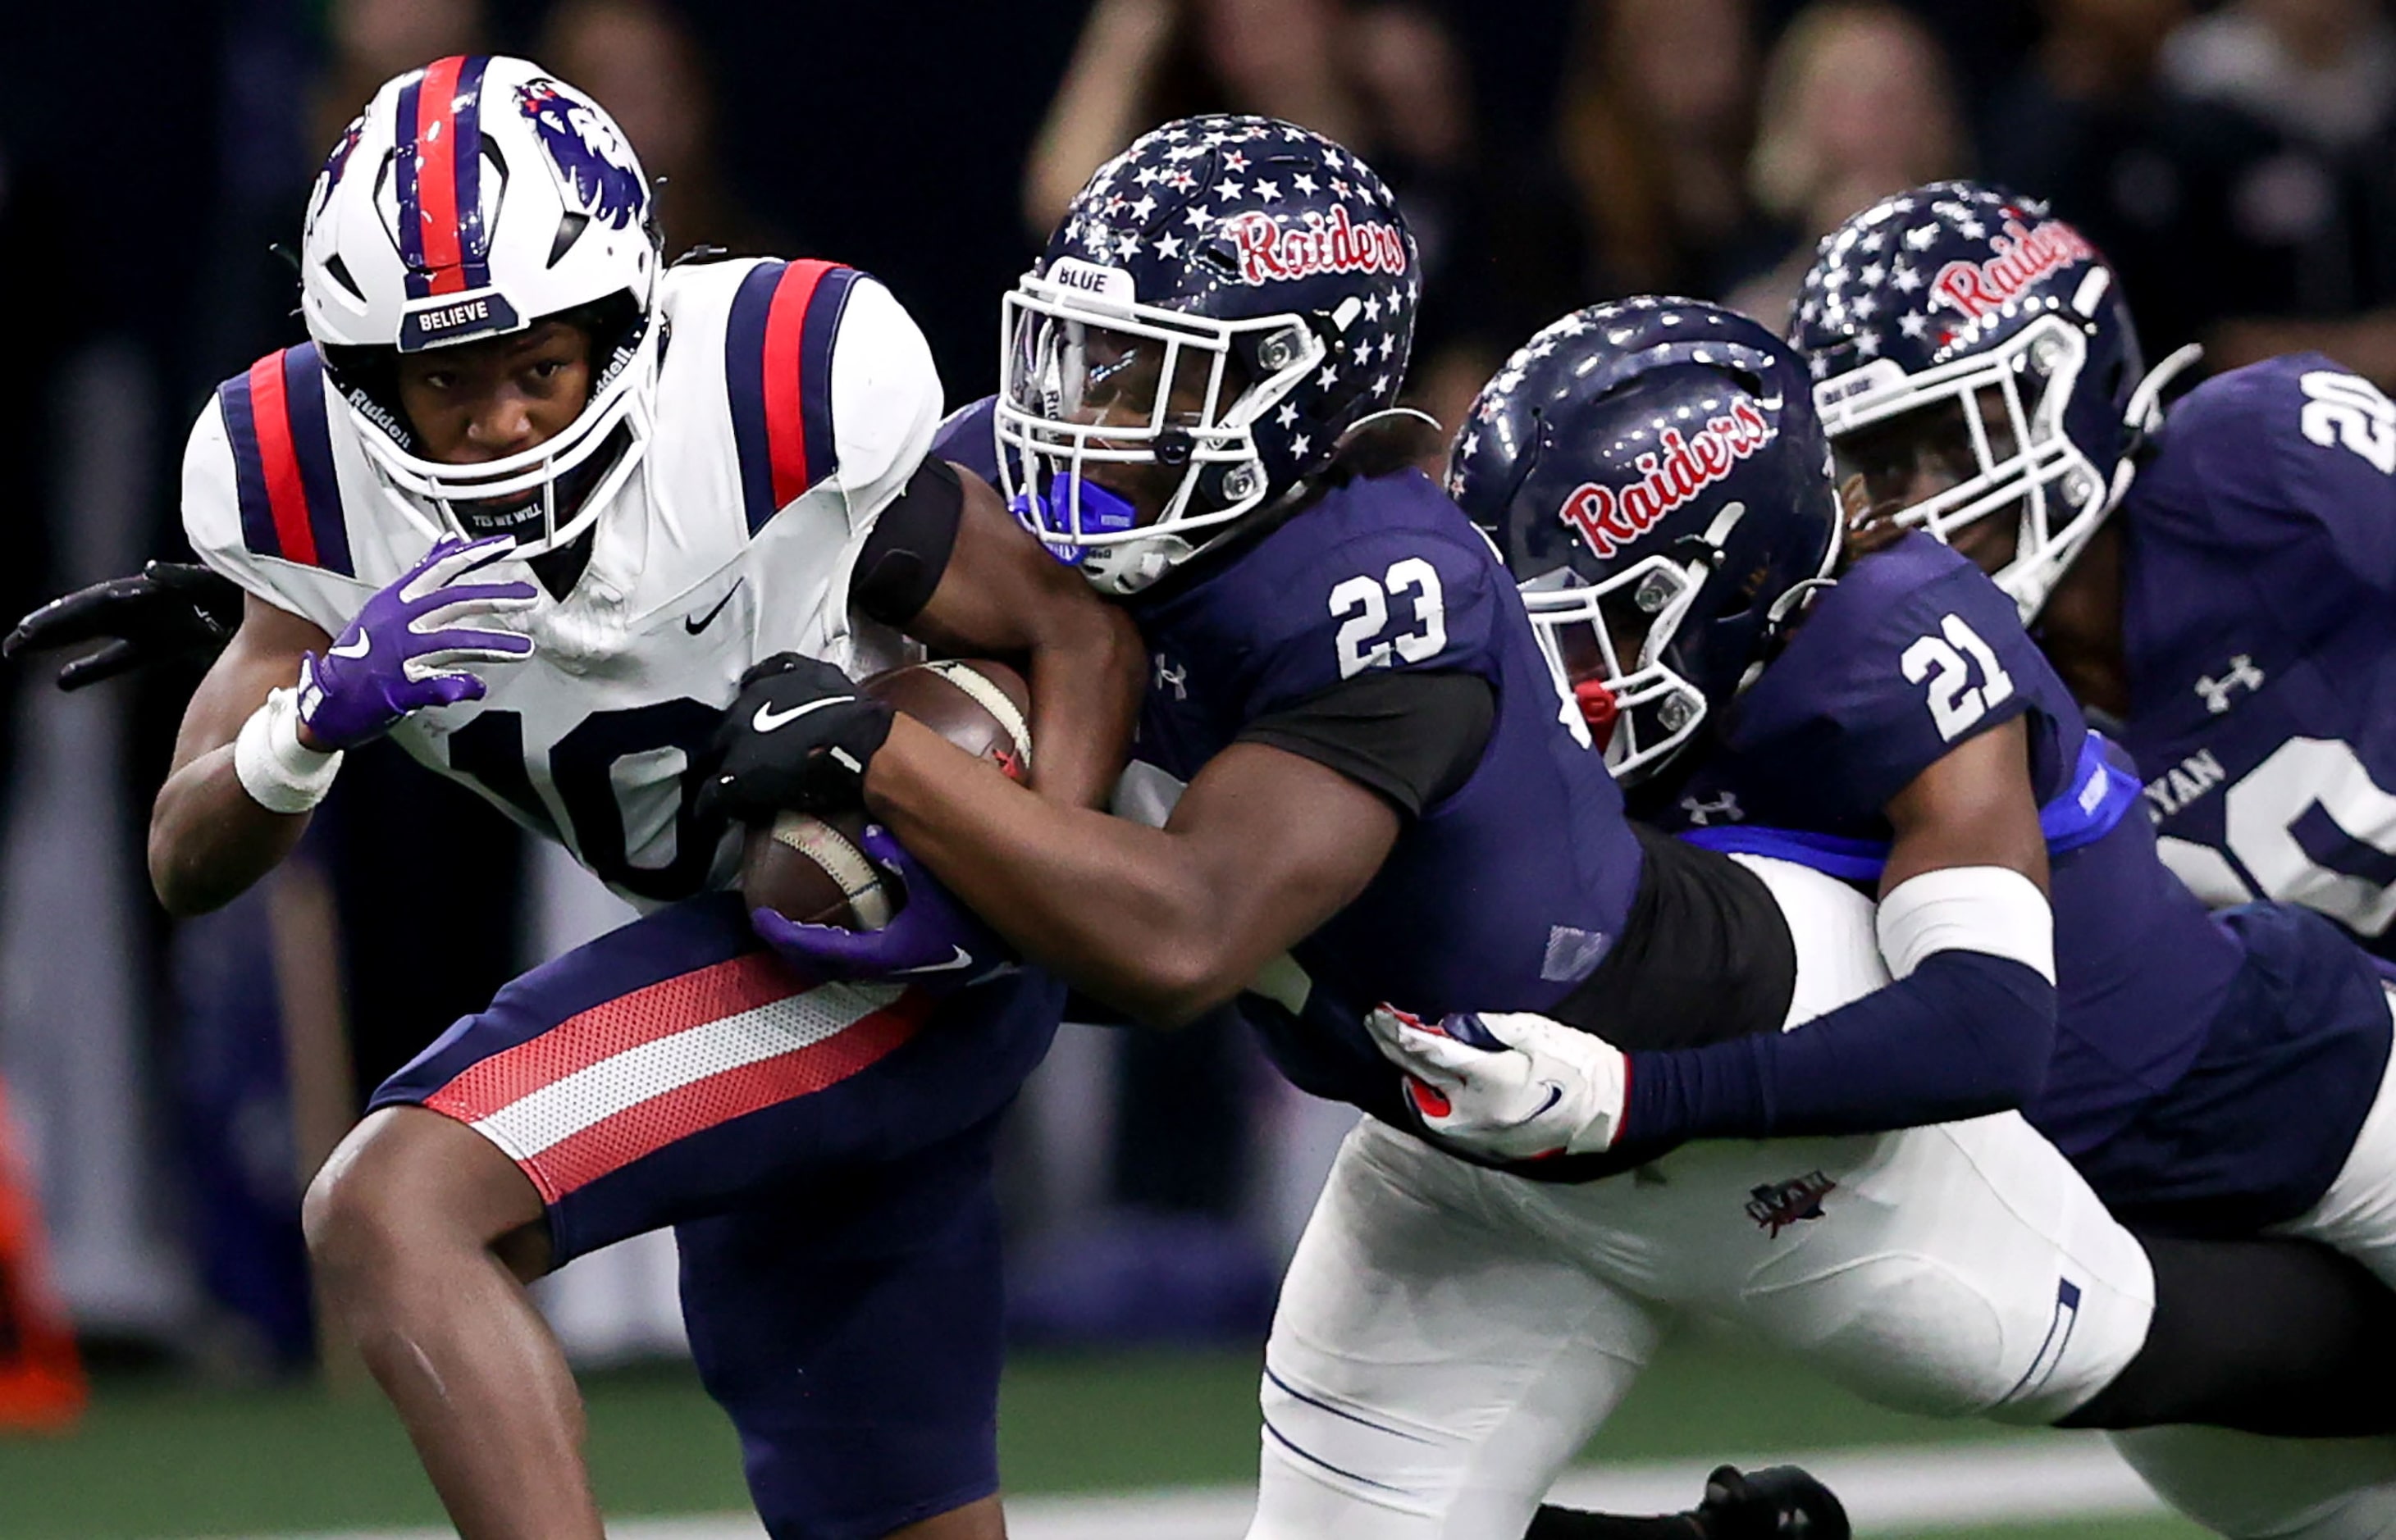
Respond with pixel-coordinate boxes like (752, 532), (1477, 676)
(737, 658), (1031, 929)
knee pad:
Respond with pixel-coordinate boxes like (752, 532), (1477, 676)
(1746, 1253), (2010, 1419)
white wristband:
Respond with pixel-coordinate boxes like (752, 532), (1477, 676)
(234, 686), (345, 814)
(1876, 865), (2055, 983)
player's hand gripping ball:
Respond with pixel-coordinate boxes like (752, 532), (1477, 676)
(735, 659), (1030, 986)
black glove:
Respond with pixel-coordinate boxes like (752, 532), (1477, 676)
(4, 562), (244, 690)
(697, 652), (896, 822)
(1694, 1465), (1849, 1540)
(1527, 1465), (1849, 1540)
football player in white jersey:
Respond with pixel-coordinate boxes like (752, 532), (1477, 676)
(135, 55), (1139, 1540)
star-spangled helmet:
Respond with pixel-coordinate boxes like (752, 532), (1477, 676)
(1449, 299), (1839, 781)
(299, 55), (663, 556)
(1791, 180), (2194, 620)
(997, 114), (1422, 594)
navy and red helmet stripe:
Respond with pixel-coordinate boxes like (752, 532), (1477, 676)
(218, 345), (354, 576)
(394, 54), (495, 299)
(726, 259), (857, 534)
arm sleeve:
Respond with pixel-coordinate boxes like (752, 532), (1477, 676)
(1620, 949), (2056, 1141)
(825, 275), (946, 535)
(850, 458), (964, 626)
(1237, 670), (1495, 815)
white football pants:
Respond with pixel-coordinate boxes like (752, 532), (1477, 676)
(2111, 985), (2396, 1540)
(1247, 856), (2157, 1540)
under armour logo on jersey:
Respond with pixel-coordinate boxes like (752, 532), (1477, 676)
(1746, 1170), (1837, 1237)
(2194, 655), (2265, 714)
(1152, 653), (1189, 700)
(1680, 791), (1745, 826)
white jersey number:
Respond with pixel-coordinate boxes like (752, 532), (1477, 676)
(2156, 736), (2396, 937)
(2298, 371), (2396, 475)
(1331, 558), (1449, 680)
(1902, 613), (2015, 741)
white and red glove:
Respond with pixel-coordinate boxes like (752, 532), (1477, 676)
(1365, 1006), (1631, 1160)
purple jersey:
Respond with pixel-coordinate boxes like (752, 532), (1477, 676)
(1657, 534), (2388, 1228)
(2118, 354), (2396, 959)
(1120, 471), (1648, 1105)
(1666, 535), (2083, 834)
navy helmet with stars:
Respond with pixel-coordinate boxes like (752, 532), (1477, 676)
(1448, 298), (1837, 782)
(997, 113), (1422, 594)
(1791, 179), (2193, 621)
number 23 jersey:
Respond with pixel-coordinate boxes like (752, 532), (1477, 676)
(2120, 353), (2396, 957)
(179, 257), (938, 909)
(1117, 469), (1647, 1066)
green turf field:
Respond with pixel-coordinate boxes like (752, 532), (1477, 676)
(0, 1328), (2203, 1539)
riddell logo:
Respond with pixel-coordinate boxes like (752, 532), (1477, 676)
(1227, 207), (1407, 285)
(1558, 400), (1772, 559)
(1929, 217), (2096, 321)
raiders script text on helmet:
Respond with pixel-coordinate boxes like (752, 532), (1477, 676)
(1929, 217), (2096, 322)
(1559, 399), (1773, 559)
(1229, 207), (1408, 286)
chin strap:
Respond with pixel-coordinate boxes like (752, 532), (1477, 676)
(2125, 342), (2206, 441)
(2065, 339), (2205, 582)
(2111, 342), (2205, 507)
(2004, 339), (2207, 624)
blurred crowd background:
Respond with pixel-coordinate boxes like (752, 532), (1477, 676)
(4, 0), (2396, 1387)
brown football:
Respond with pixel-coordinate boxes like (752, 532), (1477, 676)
(737, 658), (1031, 929)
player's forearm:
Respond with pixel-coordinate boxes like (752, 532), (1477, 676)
(1020, 602), (1144, 810)
(865, 722), (1257, 1024)
(1624, 950), (2056, 1142)
(148, 749), (310, 915)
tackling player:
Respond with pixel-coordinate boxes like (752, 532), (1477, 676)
(1428, 298), (2396, 1539)
(110, 55), (1140, 1540)
(1791, 182), (2396, 1537)
(731, 117), (2396, 1540)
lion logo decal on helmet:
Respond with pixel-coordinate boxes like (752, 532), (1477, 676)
(308, 115), (367, 231)
(516, 78), (646, 230)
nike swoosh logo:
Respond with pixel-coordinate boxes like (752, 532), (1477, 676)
(753, 695), (855, 732)
(894, 947), (975, 976)
(685, 579), (744, 635)
(328, 632), (372, 659)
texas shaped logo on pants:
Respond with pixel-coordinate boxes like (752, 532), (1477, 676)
(1746, 1170), (1837, 1237)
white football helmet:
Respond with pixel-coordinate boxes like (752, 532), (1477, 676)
(299, 54), (662, 555)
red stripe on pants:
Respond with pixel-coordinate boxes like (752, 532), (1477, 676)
(518, 998), (929, 1202)
(424, 953), (810, 1123)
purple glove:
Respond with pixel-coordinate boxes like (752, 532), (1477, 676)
(299, 535), (537, 749)
(750, 823), (1016, 991)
